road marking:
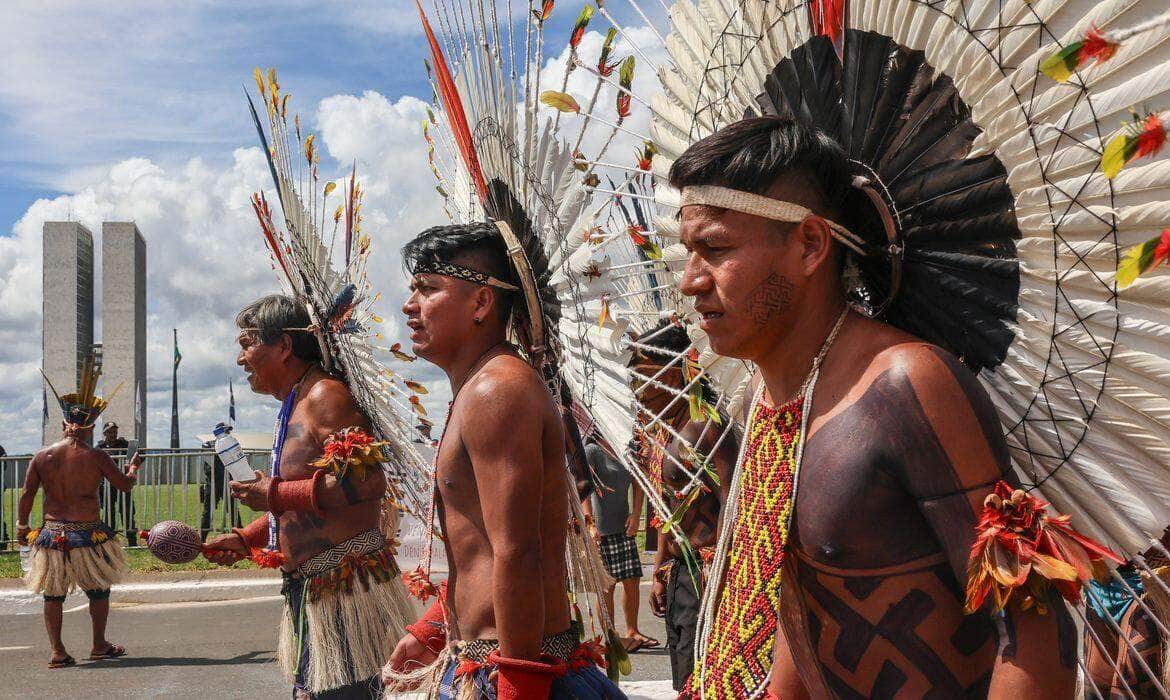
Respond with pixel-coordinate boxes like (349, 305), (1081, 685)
(0, 645), (32, 651)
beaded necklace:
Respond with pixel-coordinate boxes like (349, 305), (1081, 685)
(266, 365), (314, 551)
(692, 309), (848, 699)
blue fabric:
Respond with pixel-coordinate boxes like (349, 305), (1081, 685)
(1087, 570), (1144, 624)
(438, 656), (627, 699)
(32, 522), (116, 551)
(268, 387), (297, 550)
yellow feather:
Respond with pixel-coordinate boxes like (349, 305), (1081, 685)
(539, 91), (581, 114)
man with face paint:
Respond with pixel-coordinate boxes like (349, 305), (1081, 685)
(384, 223), (623, 699)
(672, 117), (1077, 698)
(624, 321), (737, 691)
(203, 294), (411, 699)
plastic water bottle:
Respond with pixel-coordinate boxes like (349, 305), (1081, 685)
(19, 545), (31, 574)
(213, 423), (255, 482)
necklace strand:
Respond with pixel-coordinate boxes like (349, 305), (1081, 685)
(695, 308), (848, 698)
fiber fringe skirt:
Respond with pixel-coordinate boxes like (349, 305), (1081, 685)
(24, 520), (127, 597)
(277, 529), (415, 695)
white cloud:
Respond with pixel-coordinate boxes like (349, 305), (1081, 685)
(0, 91), (451, 453)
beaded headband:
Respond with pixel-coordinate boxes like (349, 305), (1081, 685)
(411, 259), (520, 291)
(679, 185), (869, 257)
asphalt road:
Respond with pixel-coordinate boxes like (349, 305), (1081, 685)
(1, 582), (673, 699)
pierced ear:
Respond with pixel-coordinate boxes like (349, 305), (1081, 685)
(474, 285), (495, 319)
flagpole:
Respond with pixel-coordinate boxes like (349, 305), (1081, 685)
(170, 328), (180, 449)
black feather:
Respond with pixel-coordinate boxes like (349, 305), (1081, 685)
(756, 29), (1021, 372)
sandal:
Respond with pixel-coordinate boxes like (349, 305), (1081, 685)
(48, 655), (76, 669)
(89, 643), (127, 660)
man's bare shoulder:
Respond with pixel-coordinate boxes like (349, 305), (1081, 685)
(461, 353), (553, 421)
(304, 374), (357, 407)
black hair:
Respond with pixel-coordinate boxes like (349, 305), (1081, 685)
(402, 222), (518, 319)
(631, 320), (719, 403)
(635, 320), (691, 357)
(668, 115), (878, 239)
(235, 294), (323, 363)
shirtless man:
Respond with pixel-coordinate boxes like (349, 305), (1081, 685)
(672, 117), (1077, 697)
(18, 395), (139, 668)
(629, 322), (736, 691)
(385, 222), (623, 698)
(203, 294), (412, 699)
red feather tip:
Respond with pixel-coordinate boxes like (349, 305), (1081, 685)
(1136, 113), (1167, 158)
(1081, 26), (1120, 65)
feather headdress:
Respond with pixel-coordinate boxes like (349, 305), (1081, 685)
(43, 355), (119, 428)
(594, 0), (1170, 693)
(244, 69), (432, 518)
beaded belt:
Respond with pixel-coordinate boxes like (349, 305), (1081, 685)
(454, 628), (578, 664)
(296, 528), (387, 578)
(43, 520), (102, 532)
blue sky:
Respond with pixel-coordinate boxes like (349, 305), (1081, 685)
(0, 1), (440, 234)
(0, 1), (661, 452)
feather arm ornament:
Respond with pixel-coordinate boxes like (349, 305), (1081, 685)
(308, 427), (387, 483)
(964, 481), (1123, 615)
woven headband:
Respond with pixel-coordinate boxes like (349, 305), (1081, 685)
(412, 259), (520, 291)
(680, 185), (868, 257)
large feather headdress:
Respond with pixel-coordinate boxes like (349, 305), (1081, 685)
(244, 69), (433, 518)
(592, 0), (1170, 691)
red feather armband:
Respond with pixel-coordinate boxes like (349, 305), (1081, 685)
(487, 650), (567, 700)
(405, 582), (448, 653)
(232, 516), (270, 550)
(269, 471), (325, 516)
(964, 481), (1123, 614)
(308, 426), (386, 482)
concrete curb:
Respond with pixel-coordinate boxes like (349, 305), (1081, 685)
(0, 570), (282, 616)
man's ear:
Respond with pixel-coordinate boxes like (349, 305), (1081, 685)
(473, 285), (495, 321)
(794, 216), (835, 278)
(277, 333), (294, 361)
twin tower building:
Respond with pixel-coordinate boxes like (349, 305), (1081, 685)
(42, 221), (146, 447)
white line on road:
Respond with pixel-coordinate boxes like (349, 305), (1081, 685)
(0, 645), (32, 651)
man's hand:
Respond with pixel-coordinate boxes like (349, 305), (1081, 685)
(588, 523), (601, 542)
(625, 513), (639, 539)
(16, 524), (31, 546)
(230, 471), (271, 511)
(649, 577), (667, 617)
(126, 451), (142, 481)
(203, 532), (248, 566)
(383, 634), (440, 690)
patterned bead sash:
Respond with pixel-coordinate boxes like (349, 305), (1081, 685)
(695, 397), (802, 698)
(455, 628), (578, 663)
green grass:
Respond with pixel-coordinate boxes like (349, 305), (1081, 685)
(0, 548), (258, 579)
(3, 484), (263, 542)
(1, 484), (266, 579)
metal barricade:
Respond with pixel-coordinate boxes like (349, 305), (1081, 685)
(1, 449), (270, 548)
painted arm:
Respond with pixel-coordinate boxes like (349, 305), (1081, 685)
(232, 381), (387, 512)
(464, 374), (549, 661)
(898, 346), (1076, 697)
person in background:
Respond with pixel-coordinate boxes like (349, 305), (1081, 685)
(581, 434), (658, 654)
(20, 365), (139, 668)
(96, 422), (137, 546)
(198, 434), (242, 539)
